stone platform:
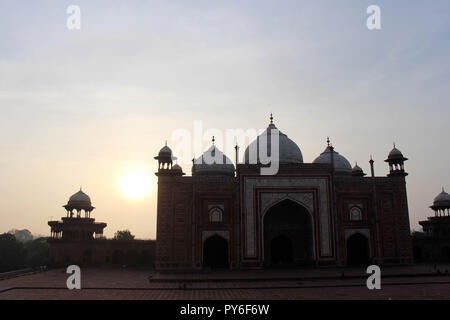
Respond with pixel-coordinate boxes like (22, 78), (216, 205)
(1, 264), (450, 300)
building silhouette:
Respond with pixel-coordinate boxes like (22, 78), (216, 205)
(155, 115), (413, 270)
(48, 189), (155, 267)
(413, 188), (450, 262)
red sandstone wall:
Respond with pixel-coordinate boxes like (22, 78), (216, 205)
(156, 176), (238, 270)
(194, 181), (238, 268)
(377, 179), (413, 263)
(156, 177), (193, 269)
(335, 177), (413, 265)
(48, 239), (155, 267)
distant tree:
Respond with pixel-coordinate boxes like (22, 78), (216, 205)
(0, 233), (26, 272)
(23, 237), (49, 267)
(113, 230), (135, 241)
(8, 229), (33, 242)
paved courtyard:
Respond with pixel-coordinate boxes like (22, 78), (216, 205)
(1, 264), (450, 300)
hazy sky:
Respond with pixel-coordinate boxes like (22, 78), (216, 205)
(1, 1), (449, 239)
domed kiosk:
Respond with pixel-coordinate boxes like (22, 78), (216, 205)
(430, 188), (450, 216)
(48, 188), (106, 241)
(154, 142), (175, 170)
(385, 144), (408, 177)
(47, 188), (156, 267)
(415, 187), (450, 262)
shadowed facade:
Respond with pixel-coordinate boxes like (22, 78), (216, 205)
(155, 116), (413, 270)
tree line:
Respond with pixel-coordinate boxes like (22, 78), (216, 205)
(0, 233), (49, 273)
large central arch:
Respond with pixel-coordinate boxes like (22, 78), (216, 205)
(263, 199), (314, 267)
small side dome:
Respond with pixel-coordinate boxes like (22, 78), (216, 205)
(192, 143), (235, 176)
(172, 164), (182, 172)
(313, 140), (352, 173)
(432, 188), (450, 208)
(352, 162), (366, 177)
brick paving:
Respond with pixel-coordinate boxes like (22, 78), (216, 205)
(1, 265), (450, 300)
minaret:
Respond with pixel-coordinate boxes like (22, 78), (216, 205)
(234, 143), (239, 167)
(369, 155), (375, 177)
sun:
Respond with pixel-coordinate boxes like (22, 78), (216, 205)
(119, 170), (152, 199)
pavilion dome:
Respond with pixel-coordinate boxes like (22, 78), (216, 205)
(69, 189), (91, 204)
(433, 188), (450, 208)
(244, 116), (303, 164)
(65, 189), (94, 210)
(313, 143), (352, 173)
(158, 144), (172, 156)
(192, 144), (235, 176)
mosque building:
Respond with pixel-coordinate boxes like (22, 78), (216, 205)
(155, 115), (413, 270)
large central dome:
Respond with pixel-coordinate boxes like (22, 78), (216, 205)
(244, 116), (303, 164)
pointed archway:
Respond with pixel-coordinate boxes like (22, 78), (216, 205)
(263, 199), (314, 267)
(203, 235), (229, 268)
(270, 235), (293, 264)
(346, 233), (370, 265)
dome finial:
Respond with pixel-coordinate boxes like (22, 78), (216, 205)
(327, 137), (330, 147)
(270, 113), (273, 124)
(212, 136), (215, 145)
(80, 186), (82, 191)
(393, 142), (396, 148)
